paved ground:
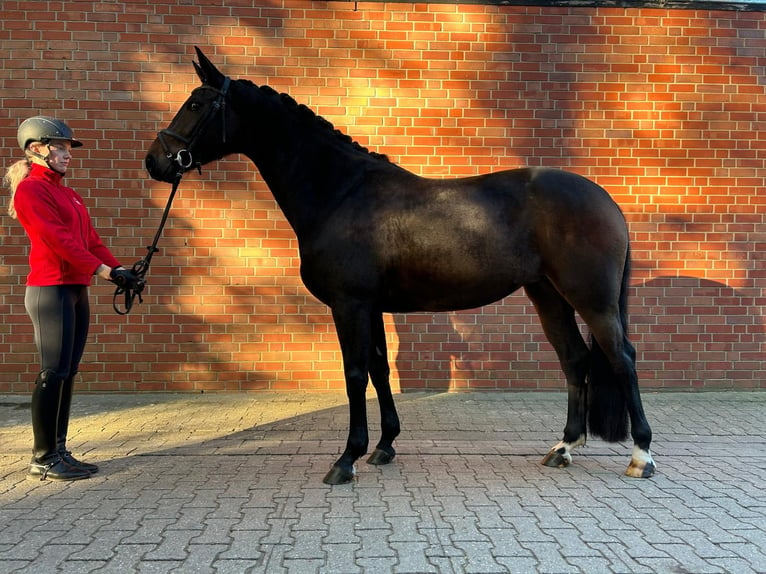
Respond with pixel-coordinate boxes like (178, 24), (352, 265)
(0, 390), (764, 573)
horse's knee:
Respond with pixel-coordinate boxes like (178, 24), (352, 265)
(344, 366), (368, 392)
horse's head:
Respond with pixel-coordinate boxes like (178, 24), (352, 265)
(145, 47), (234, 183)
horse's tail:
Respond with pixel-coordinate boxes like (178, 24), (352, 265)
(587, 246), (632, 443)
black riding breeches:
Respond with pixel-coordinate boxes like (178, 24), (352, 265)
(25, 285), (90, 380)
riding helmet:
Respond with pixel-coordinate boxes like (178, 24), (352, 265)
(17, 116), (83, 150)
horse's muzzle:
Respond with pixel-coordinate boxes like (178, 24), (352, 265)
(144, 152), (175, 183)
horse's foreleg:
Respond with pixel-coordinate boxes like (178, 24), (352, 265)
(366, 312), (400, 466)
(323, 303), (372, 485)
(525, 282), (590, 469)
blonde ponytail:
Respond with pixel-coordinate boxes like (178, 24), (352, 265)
(4, 158), (32, 219)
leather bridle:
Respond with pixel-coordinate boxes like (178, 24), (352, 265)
(156, 76), (232, 175)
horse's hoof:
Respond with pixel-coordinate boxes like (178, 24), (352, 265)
(367, 448), (395, 466)
(625, 446), (656, 478)
(541, 447), (571, 468)
(323, 464), (356, 485)
(625, 459), (656, 478)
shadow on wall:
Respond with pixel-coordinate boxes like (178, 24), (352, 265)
(392, 292), (556, 393)
(393, 276), (766, 392)
(632, 276), (765, 389)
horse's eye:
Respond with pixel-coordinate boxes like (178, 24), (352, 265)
(189, 102), (201, 112)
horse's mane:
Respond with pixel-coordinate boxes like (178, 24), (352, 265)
(242, 80), (390, 163)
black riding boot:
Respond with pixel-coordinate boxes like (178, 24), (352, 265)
(28, 370), (90, 481)
(56, 374), (99, 474)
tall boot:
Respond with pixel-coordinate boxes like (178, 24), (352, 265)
(57, 373), (98, 473)
(28, 370), (90, 481)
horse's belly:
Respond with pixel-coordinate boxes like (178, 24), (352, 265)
(380, 271), (524, 313)
(381, 290), (520, 313)
(301, 257), (526, 313)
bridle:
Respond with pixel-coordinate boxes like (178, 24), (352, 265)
(156, 76), (232, 174)
(113, 76), (232, 315)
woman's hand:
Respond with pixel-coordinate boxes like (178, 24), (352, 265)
(96, 264), (115, 281)
(109, 267), (139, 289)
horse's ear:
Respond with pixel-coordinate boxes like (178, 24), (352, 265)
(193, 46), (225, 87)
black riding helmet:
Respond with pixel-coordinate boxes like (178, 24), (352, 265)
(17, 116), (83, 150)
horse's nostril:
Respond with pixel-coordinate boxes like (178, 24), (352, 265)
(145, 155), (155, 173)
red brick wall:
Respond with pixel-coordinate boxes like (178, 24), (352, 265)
(1, 1), (764, 393)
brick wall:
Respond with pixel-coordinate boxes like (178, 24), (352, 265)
(1, 1), (764, 393)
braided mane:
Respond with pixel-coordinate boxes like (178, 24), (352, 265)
(245, 81), (390, 163)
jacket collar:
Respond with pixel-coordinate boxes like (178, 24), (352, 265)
(30, 162), (64, 185)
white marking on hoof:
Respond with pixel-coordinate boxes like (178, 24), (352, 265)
(626, 446), (656, 478)
(552, 441), (573, 464)
(542, 435), (586, 468)
(553, 434), (586, 455)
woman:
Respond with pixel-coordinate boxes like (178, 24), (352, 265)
(5, 116), (137, 481)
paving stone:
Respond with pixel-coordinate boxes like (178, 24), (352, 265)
(389, 540), (436, 573)
(0, 391), (764, 573)
(320, 542), (360, 573)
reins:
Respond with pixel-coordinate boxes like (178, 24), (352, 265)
(113, 76), (232, 315)
(112, 173), (182, 315)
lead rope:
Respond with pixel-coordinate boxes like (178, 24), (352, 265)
(113, 173), (183, 315)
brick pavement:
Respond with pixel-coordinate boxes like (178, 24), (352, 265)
(0, 391), (764, 573)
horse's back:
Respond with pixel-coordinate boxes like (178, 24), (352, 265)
(410, 166), (629, 277)
(301, 166), (628, 313)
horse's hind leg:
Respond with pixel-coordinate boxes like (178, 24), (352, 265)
(366, 312), (401, 466)
(525, 280), (590, 469)
(586, 316), (655, 478)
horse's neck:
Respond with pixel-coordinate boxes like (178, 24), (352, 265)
(239, 88), (381, 237)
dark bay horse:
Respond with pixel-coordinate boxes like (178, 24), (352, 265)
(145, 47), (655, 485)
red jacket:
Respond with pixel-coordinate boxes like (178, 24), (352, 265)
(14, 163), (121, 286)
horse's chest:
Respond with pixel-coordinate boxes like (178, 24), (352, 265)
(297, 238), (377, 301)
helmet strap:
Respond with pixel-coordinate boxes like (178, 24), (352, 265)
(25, 142), (51, 165)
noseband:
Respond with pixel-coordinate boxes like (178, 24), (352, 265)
(157, 76), (232, 173)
